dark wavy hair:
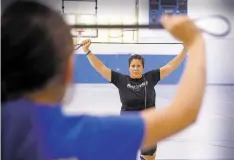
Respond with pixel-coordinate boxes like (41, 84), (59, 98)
(128, 54), (145, 68)
(1, 1), (73, 102)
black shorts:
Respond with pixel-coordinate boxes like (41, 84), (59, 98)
(141, 144), (157, 155)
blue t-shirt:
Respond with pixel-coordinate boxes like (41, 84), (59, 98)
(2, 99), (145, 160)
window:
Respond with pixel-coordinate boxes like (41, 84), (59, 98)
(161, 0), (177, 5)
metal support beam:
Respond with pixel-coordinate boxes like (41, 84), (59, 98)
(74, 42), (182, 50)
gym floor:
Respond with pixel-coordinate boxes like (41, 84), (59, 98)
(63, 84), (234, 160)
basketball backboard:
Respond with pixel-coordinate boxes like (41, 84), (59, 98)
(64, 14), (138, 45)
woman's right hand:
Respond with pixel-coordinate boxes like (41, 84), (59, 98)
(82, 39), (91, 53)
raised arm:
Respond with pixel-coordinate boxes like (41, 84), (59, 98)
(140, 15), (206, 149)
(160, 46), (187, 79)
(82, 39), (111, 82)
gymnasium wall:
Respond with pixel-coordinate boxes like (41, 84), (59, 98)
(56, 0), (233, 84)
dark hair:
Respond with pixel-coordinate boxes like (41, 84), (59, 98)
(128, 54), (145, 68)
(1, 1), (73, 102)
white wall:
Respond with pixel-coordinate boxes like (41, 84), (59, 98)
(53, 0), (234, 84)
(187, 0), (234, 84)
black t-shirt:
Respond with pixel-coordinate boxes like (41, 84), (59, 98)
(110, 69), (161, 111)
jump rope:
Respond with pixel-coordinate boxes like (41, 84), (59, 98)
(73, 14), (232, 50)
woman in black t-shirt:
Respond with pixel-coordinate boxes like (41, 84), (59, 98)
(82, 40), (187, 160)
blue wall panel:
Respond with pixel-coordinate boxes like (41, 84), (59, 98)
(74, 54), (186, 84)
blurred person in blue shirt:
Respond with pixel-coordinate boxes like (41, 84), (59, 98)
(1, 1), (206, 160)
